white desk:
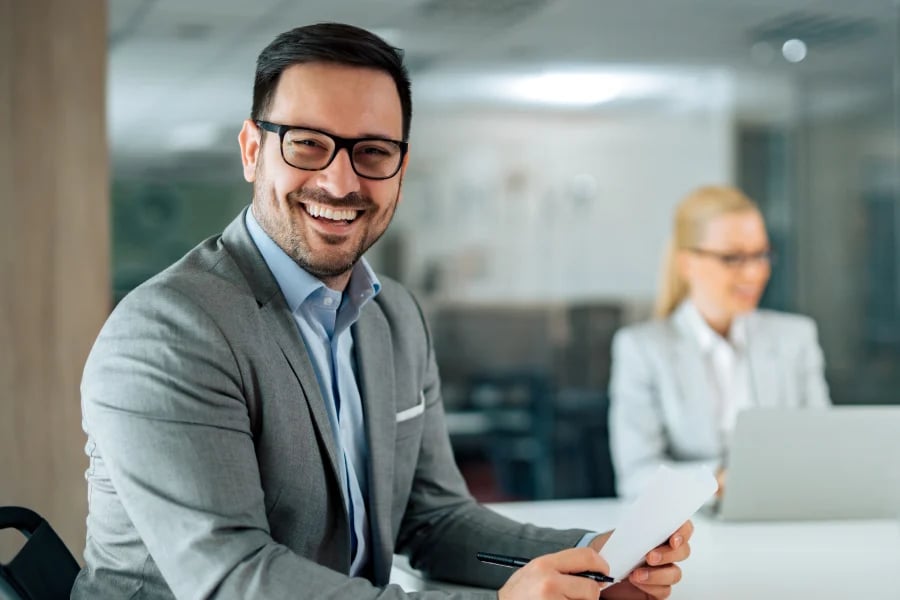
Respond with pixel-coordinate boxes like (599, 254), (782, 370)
(391, 498), (900, 599)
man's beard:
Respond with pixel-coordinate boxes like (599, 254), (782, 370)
(253, 182), (398, 280)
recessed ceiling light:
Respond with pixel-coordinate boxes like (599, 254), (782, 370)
(782, 39), (807, 63)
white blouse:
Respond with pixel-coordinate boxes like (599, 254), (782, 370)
(679, 301), (754, 448)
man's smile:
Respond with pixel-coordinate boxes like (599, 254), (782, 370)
(301, 200), (361, 223)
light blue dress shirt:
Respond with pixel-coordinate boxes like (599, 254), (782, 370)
(245, 207), (379, 576)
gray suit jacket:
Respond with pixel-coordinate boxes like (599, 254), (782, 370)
(73, 210), (587, 600)
(609, 306), (831, 499)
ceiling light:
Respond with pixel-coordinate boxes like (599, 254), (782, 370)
(507, 72), (627, 106)
(782, 39), (807, 63)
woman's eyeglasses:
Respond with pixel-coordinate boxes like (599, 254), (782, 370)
(688, 248), (775, 269)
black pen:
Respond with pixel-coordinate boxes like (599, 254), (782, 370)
(476, 551), (615, 583)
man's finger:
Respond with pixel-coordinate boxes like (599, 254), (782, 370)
(630, 565), (682, 586)
(543, 546), (611, 576)
(646, 540), (690, 565)
(670, 520), (694, 546)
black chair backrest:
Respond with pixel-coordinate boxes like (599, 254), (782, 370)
(0, 507), (80, 600)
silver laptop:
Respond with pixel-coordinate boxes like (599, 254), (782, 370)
(718, 406), (900, 521)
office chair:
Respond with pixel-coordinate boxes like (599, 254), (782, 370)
(0, 506), (80, 600)
(467, 370), (556, 500)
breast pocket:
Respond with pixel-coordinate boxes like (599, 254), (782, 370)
(395, 391), (426, 441)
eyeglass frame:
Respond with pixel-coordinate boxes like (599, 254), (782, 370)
(255, 120), (408, 181)
(687, 247), (775, 268)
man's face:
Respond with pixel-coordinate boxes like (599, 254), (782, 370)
(238, 62), (407, 288)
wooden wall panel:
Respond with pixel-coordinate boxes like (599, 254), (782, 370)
(0, 0), (109, 562)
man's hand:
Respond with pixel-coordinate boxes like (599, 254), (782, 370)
(497, 547), (612, 600)
(589, 520), (693, 599)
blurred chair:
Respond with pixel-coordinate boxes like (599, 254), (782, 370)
(429, 300), (623, 500)
(467, 370), (556, 499)
(554, 389), (617, 498)
(0, 506), (80, 600)
(463, 376), (618, 500)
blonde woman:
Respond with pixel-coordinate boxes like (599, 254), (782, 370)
(609, 185), (830, 499)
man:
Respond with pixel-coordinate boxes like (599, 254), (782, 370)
(74, 23), (691, 600)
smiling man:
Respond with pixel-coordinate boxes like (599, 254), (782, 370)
(242, 60), (405, 291)
(74, 23), (691, 600)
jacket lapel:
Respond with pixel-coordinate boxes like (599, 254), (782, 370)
(669, 308), (721, 449)
(220, 208), (344, 503)
(260, 302), (344, 483)
(352, 300), (396, 584)
(745, 314), (781, 408)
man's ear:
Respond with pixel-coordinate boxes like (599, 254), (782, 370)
(395, 150), (410, 204)
(238, 119), (261, 182)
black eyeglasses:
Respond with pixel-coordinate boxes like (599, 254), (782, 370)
(256, 120), (408, 180)
(688, 248), (775, 269)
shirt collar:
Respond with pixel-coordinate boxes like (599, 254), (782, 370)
(244, 206), (381, 314)
(676, 299), (747, 353)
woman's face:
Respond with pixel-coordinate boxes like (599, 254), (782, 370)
(679, 209), (772, 321)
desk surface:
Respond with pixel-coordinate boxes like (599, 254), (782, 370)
(391, 498), (900, 599)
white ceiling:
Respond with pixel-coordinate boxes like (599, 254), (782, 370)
(108, 0), (898, 174)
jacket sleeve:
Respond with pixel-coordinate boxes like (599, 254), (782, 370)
(394, 290), (590, 590)
(608, 328), (717, 499)
(609, 327), (670, 499)
(81, 284), (497, 600)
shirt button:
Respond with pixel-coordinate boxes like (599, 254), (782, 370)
(323, 297), (334, 306)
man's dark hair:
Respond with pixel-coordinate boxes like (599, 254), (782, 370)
(251, 23), (413, 140)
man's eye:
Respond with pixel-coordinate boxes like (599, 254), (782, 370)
(291, 139), (324, 148)
(362, 147), (388, 156)
(356, 144), (393, 157)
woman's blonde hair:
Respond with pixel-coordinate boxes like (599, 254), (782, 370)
(655, 185), (760, 318)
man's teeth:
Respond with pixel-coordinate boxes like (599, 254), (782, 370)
(305, 204), (357, 221)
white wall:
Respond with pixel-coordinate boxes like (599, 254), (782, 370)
(394, 107), (735, 303)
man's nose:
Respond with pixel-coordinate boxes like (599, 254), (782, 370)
(315, 148), (361, 198)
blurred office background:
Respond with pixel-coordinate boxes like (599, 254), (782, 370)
(2, 0), (898, 557)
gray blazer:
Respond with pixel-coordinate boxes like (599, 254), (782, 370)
(609, 306), (831, 499)
(73, 210), (587, 600)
